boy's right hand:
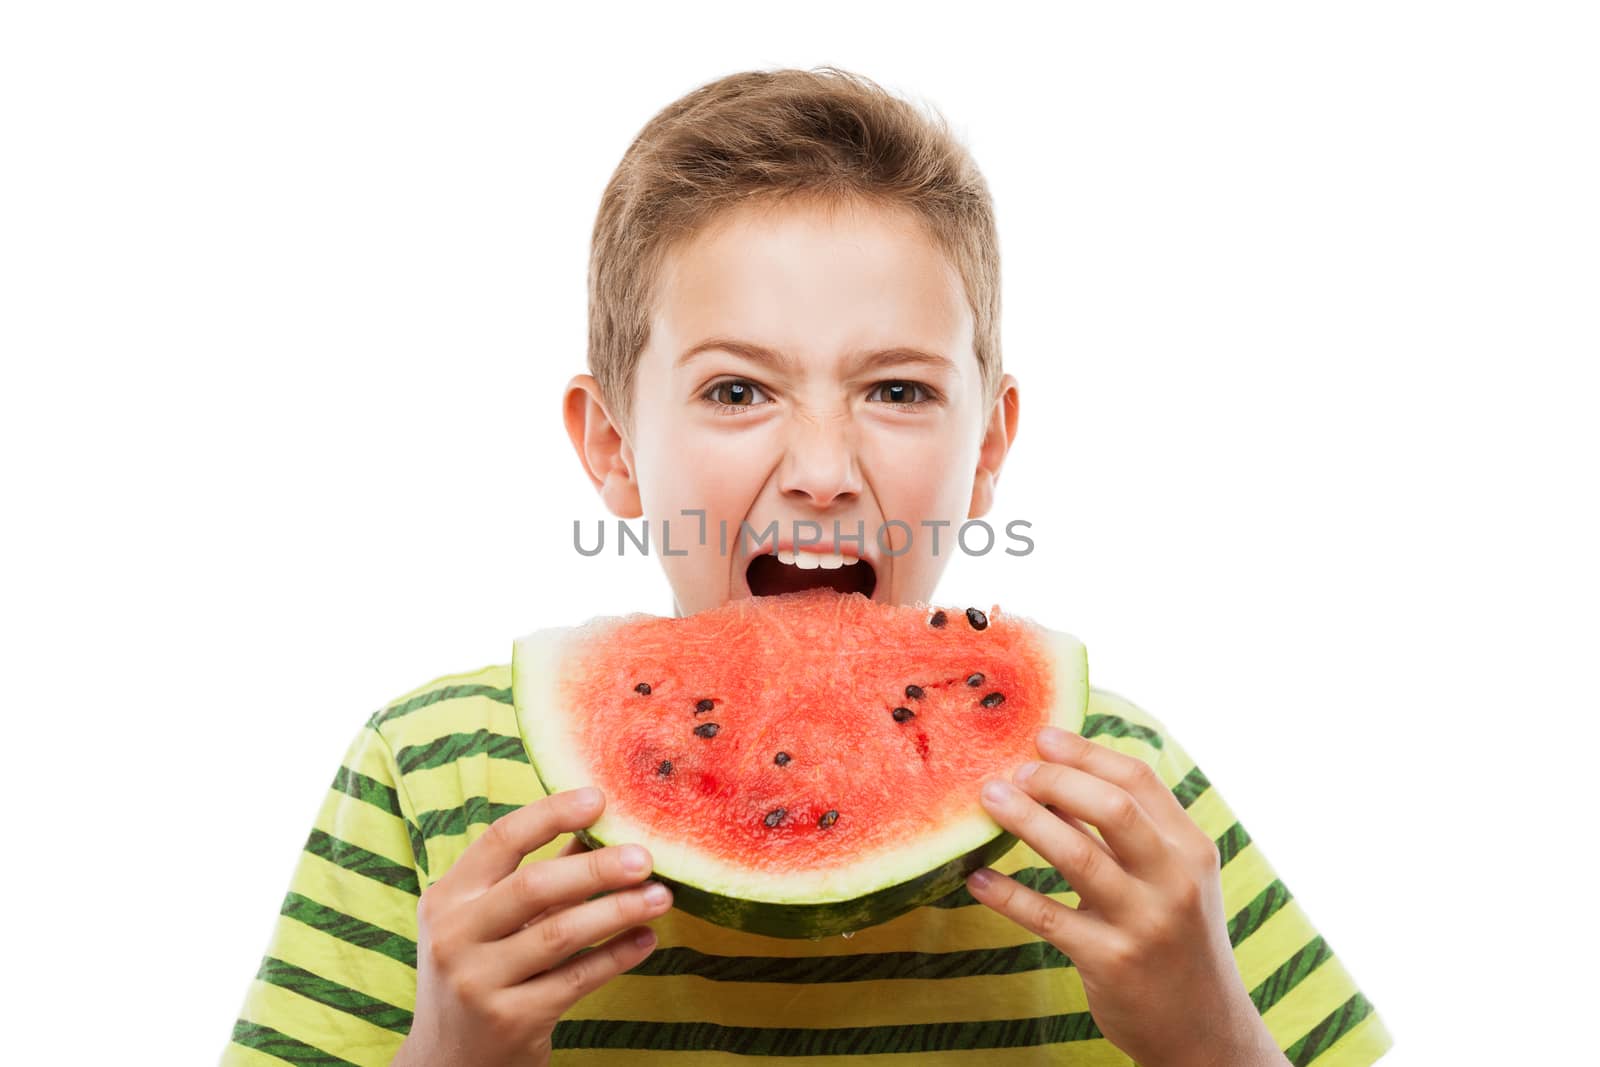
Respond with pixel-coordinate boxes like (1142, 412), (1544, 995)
(393, 786), (672, 1067)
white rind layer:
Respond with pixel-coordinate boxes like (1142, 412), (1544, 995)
(511, 620), (1088, 904)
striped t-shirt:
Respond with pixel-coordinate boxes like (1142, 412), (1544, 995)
(223, 662), (1394, 1066)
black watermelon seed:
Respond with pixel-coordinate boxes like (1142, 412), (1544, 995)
(693, 722), (720, 738)
(695, 698), (714, 714)
(774, 752), (791, 766)
(657, 759), (673, 775)
(980, 692), (1005, 708)
(966, 672), (985, 687)
(764, 808), (786, 828)
(966, 607), (989, 630)
(905, 684), (925, 700)
(892, 706), (915, 723)
(930, 610), (948, 628)
(634, 682), (652, 695)
(818, 809), (839, 829)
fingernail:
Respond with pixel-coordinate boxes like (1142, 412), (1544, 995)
(1014, 761), (1041, 784)
(982, 779), (1015, 806)
(643, 882), (671, 906)
(621, 845), (649, 873)
(572, 786), (601, 807)
(1038, 726), (1071, 750)
(969, 867), (995, 889)
(634, 927), (656, 949)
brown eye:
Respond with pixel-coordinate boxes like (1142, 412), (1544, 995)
(708, 380), (768, 407)
(871, 381), (930, 404)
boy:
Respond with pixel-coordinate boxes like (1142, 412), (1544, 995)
(223, 67), (1392, 1065)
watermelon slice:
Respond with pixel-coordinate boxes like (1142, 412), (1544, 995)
(511, 589), (1088, 939)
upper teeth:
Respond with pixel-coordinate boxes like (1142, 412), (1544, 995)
(775, 549), (858, 570)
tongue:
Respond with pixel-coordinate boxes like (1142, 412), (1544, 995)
(747, 554), (876, 598)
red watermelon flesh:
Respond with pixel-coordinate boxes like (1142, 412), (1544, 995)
(512, 588), (1089, 938)
(573, 593), (1053, 868)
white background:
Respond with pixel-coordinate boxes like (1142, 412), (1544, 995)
(3, 2), (1596, 1063)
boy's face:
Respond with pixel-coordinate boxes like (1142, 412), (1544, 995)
(565, 195), (1018, 617)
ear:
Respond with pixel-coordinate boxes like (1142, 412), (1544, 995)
(968, 373), (1020, 519)
(563, 374), (642, 519)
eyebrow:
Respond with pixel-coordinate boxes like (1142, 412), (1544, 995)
(675, 338), (958, 377)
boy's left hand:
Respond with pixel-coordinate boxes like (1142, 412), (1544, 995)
(966, 726), (1289, 1067)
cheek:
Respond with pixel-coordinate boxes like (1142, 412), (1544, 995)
(862, 428), (975, 519)
(633, 421), (778, 573)
(637, 431), (770, 517)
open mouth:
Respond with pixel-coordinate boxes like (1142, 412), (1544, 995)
(746, 550), (878, 599)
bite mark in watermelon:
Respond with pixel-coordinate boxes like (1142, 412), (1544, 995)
(511, 589), (1088, 939)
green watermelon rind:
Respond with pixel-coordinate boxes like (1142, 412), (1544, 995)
(511, 609), (1089, 940)
(574, 823), (1022, 940)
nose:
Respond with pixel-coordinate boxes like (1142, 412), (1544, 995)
(777, 414), (863, 510)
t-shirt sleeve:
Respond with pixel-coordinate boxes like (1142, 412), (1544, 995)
(221, 720), (422, 1066)
(1145, 710), (1395, 1066)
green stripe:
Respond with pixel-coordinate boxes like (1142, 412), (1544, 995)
(1172, 764), (1211, 808)
(1228, 878), (1292, 946)
(405, 818), (429, 877)
(415, 794), (523, 841)
(304, 828), (420, 896)
(280, 890), (418, 969)
(254, 956), (414, 1034)
(394, 729), (528, 774)
(1217, 820), (1253, 866)
(552, 1011), (1103, 1054)
(634, 871), (1295, 985)
(330, 763), (402, 820)
(1251, 934), (1332, 1016)
(327, 759), (428, 874)
(229, 1019), (360, 1066)
(1284, 991), (1377, 1066)
(366, 682), (512, 730)
(625, 938), (1076, 984)
(1081, 713), (1164, 750)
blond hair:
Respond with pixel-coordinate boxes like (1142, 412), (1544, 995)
(587, 66), (1002, 433)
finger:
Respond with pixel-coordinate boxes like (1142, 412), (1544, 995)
(1013, 761), (1171, 875)
(521, 836), (590, 929)
(980, 777), (1137, 914)
(964, 865), (1104, 952)
(1036, 727), (1193, 840)
(440, 788), (605, 898)
(471, 841), (655, 943)
(489, 878), (674, 986)
(1046, 805), (1116, 863)
(515, 924), (660, 1015)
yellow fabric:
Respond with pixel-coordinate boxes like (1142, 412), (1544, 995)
(223, 665), (1393, 1065)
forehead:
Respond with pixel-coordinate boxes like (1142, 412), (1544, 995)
(648, 196), (975, 368)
